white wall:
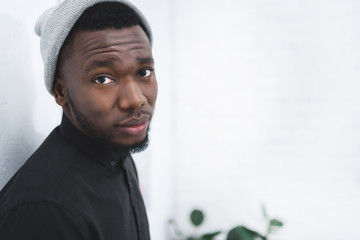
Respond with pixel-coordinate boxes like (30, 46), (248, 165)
(1, 0), (360, 240)
(171, 0), (360, 239)
(0, 0), (60, 189)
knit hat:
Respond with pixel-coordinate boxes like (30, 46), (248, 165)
(34, 0), (152, 95)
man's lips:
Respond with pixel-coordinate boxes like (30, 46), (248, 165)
(119, 122), (148, 135)
(115, 116), (150, 135)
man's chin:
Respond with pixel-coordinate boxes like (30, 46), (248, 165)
(112, 129), (150, 154)
(128, 133), (149, 153)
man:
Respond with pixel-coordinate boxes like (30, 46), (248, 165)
(0, 0), (157, 239)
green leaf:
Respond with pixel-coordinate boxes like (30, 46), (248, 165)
(227, 226), (264, 240)
(190, 209), (204, 227)
(270, 219), (283, 227)
(201, 231), (222, 240)
(187, 237), (198, 240)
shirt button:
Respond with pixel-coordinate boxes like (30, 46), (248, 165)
(110, 161), (116, 167)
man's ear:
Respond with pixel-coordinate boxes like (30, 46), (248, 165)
(53, 77), (67, 107)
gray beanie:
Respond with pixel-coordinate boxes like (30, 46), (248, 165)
(35, 0), (152, 95)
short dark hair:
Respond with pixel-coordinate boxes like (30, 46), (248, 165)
(55, 2), (150, 78)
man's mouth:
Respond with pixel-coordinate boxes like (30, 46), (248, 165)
(115, 116), (150, 135)
(119, 121), (148, 135)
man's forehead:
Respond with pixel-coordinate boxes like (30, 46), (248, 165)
(72, 26), (151, 53)
(65, 27), (153, 71)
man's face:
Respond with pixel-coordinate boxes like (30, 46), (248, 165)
(55, 26), (157, 149)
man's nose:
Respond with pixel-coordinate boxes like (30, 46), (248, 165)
(118, 79), (147, 110)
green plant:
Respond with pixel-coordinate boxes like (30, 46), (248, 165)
(169, 206), (284, 240)
(169, 209), (221, 240)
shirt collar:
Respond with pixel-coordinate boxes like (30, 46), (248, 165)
(59, 114), (129, 170)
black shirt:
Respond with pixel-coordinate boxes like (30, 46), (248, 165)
(0, 114), (150, 240)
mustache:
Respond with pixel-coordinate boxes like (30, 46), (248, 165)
(113, 109), (152, 124)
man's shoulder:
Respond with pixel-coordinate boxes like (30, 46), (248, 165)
(29, 126), (78, 162)
(0, 127), (87, 215)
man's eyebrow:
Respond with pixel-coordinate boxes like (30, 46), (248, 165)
(85, 57), (154, 72)
(85, 57), (117, 72)
(136, 57), (154, 65)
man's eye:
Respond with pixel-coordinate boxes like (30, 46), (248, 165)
(94, 76), (114, 84)
(138, 69), (152, 77)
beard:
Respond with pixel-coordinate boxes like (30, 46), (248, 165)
(67, 94), (150, 154)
